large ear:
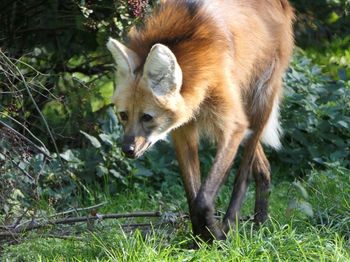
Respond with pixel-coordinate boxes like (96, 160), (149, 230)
(106, 37), (140, 78)
(143, 44), (182, 96)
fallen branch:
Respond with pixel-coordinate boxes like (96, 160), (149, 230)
(0, 211), (162, 236)
(1, 202), (109, 231)
(0, 232), (22, 238)
(0, 112), (50, 156)
(121, 222), (169, 229)
(0, 221), (171, 241)
(48, 211), (162, 226)
(46, 201), (108, 219)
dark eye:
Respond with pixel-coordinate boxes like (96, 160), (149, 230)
(141, 113), (153, 122)
(119, 112), (128, 121)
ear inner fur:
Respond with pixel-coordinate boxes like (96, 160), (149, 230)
(142, 44), (183, 96)
(107, 38), (140, 77)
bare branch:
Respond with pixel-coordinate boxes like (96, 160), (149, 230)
(0, 120), (50, 158)
(0, 112), (50, 154)
(0, 50), (64, 168)
(46, 201), (108, 219)
(1, 211), (163, 235)
(0, 152), (34, 180)
(121, 222), (166, 228)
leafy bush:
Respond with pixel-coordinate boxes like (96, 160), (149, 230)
(291, 0), (350, 47)
(0, 0), (154, 221)
(0, 0), (153, 151)
(70, 106), (180, 192)
(270, 51), (350, 177)
(305, 35), (350, 80)
(290, 0), (350, 80)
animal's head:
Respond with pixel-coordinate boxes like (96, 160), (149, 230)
(107, 38), (187, 158)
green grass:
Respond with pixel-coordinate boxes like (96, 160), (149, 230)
(2, 165), (349, 261)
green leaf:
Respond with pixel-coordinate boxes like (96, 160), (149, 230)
(110, 169), (121, 179)
(337, 68), (347, 81)
(99, 133), (113, 147)
(96, 165), (108, 177)
(134, 168), (153, 177)
(107, 107), (119, 127)
(3, 204), (9, 214)
(80, 131), (101, 148)
(298, 200), (314, 217)
(286, 199), (314, 217)
(327, 11), (340, 24)
(110, 169), (127, 185)
(313, 158), (325, 165)
(292, 181), (309, 199)
(337, 120), (348, 129)
(60, 149), (81, 164)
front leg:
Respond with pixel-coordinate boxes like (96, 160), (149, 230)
(171, 122), (202, 233)
(192, 123), (247, 241)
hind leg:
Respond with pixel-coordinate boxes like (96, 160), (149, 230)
(222, 141), (271, 231)
(222, 74), (282, 233)
(253, 142), (271, 223)
(221, 134), (256, 233)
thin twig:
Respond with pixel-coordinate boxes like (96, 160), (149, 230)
(121, 222), (166, 228)
(0, 152), (34, 180)
(46, 201), (108, 218)
(0, 50), (63, 168)
(0, 112), (50, 155)
(0, 120), (50, 158)
(46, 234), (85, 241)
(1, 211), (162, 235)
(13, 209), (29, 228)
(3, 202), (109, 231)
(0, 232), (22, 238)
(47, 212), (162, 226)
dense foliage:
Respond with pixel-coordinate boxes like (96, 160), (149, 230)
(292, 0), (350, 79)
(270, 52), (350, 177)
(0, 0), (155, 150)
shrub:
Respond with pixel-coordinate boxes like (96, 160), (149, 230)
(270, 51), (350, 178)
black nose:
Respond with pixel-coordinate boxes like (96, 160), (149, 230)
(122, 144), (135, 158)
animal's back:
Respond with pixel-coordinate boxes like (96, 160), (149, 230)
(128, 0), (294, 144)
(129, 0), (231, 107)
(129, 0), (293, 94)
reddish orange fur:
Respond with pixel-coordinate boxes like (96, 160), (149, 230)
(110, 0), (294, 241)
(128, 0), (294, 141)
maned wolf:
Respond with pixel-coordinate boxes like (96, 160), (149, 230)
(107, 0), (294, 241)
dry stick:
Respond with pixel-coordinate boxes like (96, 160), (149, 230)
(46, 234), (85, 241)
(0, 232), (22, 238)
(0, 120), (51, 159)
(0, 232), (84, 241)
(0, 51), (63, 168)
(0, 151), (34, 180)
(1, 212), (162, 235)
(121, 222), (167, 228)
(0, 222), (171, 239)
(2, 202), (109, 231)
(48, 212), (162, 226)
(13, 209), (29, 229)
(0, 112), (50, 155)
(46, 201), (108, 219)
